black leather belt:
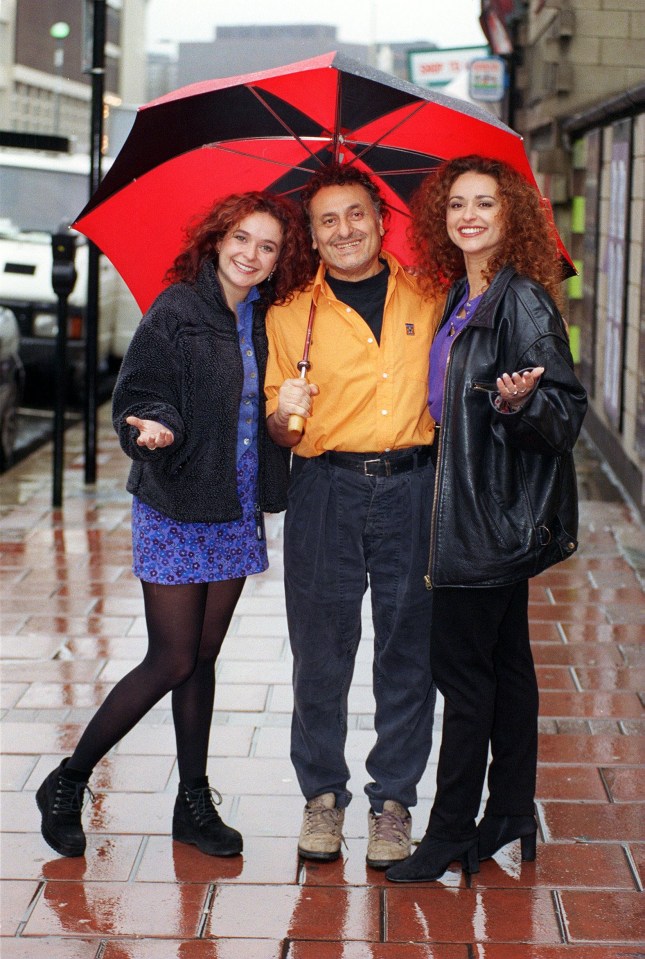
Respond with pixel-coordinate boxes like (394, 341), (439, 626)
(429, 424), (440, 467)
(322, 446), (432, 477)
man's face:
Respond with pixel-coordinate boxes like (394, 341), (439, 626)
(309, 183), (385, 282)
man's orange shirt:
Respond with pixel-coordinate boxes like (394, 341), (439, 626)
(265, 251), (443, 458)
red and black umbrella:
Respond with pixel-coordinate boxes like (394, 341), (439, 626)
(75, 51), (573, 313)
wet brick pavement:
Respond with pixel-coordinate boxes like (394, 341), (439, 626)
(1, 405), (643, 957)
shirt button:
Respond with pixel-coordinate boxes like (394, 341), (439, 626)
(250, 372), (257, 379)
(246, 349), (253, 356)
(244, 399), (251, 405)
(367, 337), (374, 343)
(346, 307), (351, 313)
(243, 437), (251, 446)
(382, 372), (388, 379)
(381, 409), (388, 416)
(246, 418), (252, 424)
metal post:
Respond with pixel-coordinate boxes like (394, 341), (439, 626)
(53, 291), (68, 508)
(84, 0), (106, 485)
(52, 233), (77, 508)
(505, 17), (520, 131)
(505, 53), (516, 130)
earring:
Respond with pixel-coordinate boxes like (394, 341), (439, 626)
(268, 269), (275, 280)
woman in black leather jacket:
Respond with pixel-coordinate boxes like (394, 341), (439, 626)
(36, 192), (313, 860)
(387, 156), (587, 884)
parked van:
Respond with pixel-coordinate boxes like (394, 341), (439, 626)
(0, 145), (140, 398)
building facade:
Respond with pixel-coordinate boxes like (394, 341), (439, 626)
(144, 24), (439, 102)
(175, 24), (365, 91)
(482, 0), (645, 516)
(0, 0), (147, 153)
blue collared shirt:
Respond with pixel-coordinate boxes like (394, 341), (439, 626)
(235, 288), (260, 464)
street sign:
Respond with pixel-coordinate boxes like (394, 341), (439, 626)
(468, 57), (507, 102)
(408, 46), (489, 90)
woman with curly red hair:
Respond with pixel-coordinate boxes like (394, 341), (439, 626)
(37, 192), (314, 860)
(386, 156), (587, 883)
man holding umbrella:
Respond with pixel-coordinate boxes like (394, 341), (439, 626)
(265, 164), (443, 868)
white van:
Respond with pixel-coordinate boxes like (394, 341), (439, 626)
(0, 146), (140, 397)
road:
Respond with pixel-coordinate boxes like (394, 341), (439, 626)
(13, 406), (82, 466)
(7, 372), (118, 472)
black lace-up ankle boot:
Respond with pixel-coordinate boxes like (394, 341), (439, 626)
(36, 758), (95, 857)
(172, 779), (243, 857)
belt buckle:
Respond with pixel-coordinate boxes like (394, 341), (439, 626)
(363, 457), (388, 476)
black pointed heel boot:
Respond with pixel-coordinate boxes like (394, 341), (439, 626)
(477, 814), (538, 861)
(36, 758), (95, 858)
(385, 832), (479, 883)
(172, 780), (243, 857)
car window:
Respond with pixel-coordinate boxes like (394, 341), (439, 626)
(0, 167), (88, 233)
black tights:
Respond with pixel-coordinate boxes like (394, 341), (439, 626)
(67, 577), (245, 782)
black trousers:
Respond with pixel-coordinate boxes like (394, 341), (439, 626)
(428, 580), (538, 841)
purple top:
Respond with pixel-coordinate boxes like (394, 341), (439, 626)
(428, 290), (483, 423)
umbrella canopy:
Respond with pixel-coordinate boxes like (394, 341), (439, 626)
(75, 51), (573, 313)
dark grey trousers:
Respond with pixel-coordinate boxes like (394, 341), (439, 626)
(284, 453), (436, 812)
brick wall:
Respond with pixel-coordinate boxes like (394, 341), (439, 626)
(511, 0), (645, 516)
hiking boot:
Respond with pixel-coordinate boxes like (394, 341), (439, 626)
(298, 792), (345, 862)
(366, 799), (412, 869)
(36, 758), (95, 858)
(172, 780), (243, 857)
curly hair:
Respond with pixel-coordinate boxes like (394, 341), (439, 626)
(409, 155), (564, 305)
(165, 191), (316, 304)
(299, 163), (390, 234)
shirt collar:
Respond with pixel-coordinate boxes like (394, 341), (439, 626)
(312, 249), (401, 304)
(243, 285), (261, 305)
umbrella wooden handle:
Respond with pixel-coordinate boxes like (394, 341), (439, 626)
(288, 413), (305, 433)
(288, 352), (312, 434)
(287, 302), (316, 436)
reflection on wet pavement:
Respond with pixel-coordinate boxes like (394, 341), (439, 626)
(1, 405), (643, 954)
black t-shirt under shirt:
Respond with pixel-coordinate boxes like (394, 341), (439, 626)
(326, 261), (389, 345)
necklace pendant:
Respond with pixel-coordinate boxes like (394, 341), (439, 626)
(449, 321), (456, 336)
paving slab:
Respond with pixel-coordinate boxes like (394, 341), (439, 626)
(1, 411), (643, 953)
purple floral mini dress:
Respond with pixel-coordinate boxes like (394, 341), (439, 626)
(131, 447), (268, 585)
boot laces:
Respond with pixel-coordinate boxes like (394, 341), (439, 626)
(54, 778), (95, 815)
(184, 785), (223, 825)
(372, 806), (409, 847)
(303, 802), (344, 839)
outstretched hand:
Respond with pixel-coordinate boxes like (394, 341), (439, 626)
(496, 367), (544, 409)
(125, 415), (175, 450)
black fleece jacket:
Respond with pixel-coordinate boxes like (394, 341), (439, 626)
(112, 262), (289, 523)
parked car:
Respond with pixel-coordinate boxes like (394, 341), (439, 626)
(0, 147), (140, 401)
(0, 305), (25, 471)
